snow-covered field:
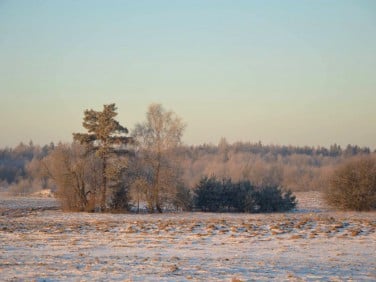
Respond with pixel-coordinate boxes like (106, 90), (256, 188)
(0, 193), (375, 281)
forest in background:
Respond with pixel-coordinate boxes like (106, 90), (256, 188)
(179, 140), (372, 191)
(0, 139), (373, 195)
(0, 103), (374, 213)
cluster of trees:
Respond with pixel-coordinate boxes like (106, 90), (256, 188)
(37, 103), (186, 212)
(177, 140), (372, 192)
(194, 176), (296, 213)
(1, 103), (375, 212)
(2, 127), (372, 198)
(0, 142), (55, 194)
(228, 142), (370, 157)
(0, 142), (53, 184)
(181, 141), (371, 159)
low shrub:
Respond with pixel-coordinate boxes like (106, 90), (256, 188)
(253, 186), (297, 212)
(193, 176), (296, 213)
(325, 156), (376, 211)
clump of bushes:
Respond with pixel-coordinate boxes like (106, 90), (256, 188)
(194, 176), (296, 213)
(325, 156), (376, 211)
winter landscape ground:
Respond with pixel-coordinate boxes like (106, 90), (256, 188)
(0, 192), (375, 281)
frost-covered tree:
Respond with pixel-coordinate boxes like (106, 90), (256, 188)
(325, 156), (376, 211)
(133, 104), (186, 212)
(73, 104), (132, 211)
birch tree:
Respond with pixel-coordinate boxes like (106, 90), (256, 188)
(133, 104), (185, 212)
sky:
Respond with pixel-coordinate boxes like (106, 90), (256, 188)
(0, 0), (375, 149)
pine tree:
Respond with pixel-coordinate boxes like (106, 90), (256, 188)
(73, 104), (132, 211)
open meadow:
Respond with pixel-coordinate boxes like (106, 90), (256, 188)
(0, 192), (375, 281)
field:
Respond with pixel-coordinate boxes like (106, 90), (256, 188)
(0, 193), (375, 281)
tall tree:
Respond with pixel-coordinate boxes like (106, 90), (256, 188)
(133, 103), (185, 212)
(73, 103), (132, 211)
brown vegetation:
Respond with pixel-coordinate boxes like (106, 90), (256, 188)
(1, 104), (374, 213)
(325, 155), (376, 211)
(178, 141), (371, 192)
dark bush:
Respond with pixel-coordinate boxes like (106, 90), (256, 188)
(194, 176), (223, 212)
(325, 156), (376, 211)
(253, 186), (297, 213)
(110, 182), (131, 212)
(193, 176), (296, 213)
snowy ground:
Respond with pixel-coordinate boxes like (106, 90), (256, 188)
(0, 193), (375, 281)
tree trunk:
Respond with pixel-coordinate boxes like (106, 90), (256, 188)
(100, 157), (107, 211)
(153, 157), (162, 213)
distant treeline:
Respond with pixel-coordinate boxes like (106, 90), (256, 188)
(0, 142), (55, 185)
(183, 141), (371, 158)
(178, 140), (373, 191)
(0, 140), (372, 192)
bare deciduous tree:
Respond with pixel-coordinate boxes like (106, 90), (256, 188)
(42, 143), (102, 211)
(133, 103), (186, 212)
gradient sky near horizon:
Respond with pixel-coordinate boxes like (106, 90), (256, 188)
(1, 0), (375, 149)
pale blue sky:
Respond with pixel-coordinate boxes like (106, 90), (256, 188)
(1, 0), (375, 148)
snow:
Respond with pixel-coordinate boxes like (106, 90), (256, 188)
(0, 193), (375, 281)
